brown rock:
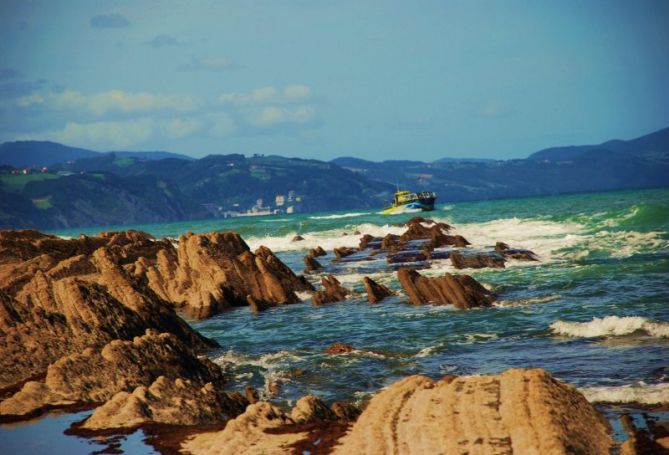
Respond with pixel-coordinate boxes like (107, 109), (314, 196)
(247, 296), (270, 314)
(181, 402), (305, 455)
(0, 330), (224, 420)
(80, 377), (249, 430)
(363, 277), (394, 303)
(333, 246), (358, 261)
(244, 385), (259, 404)
(397, 268), (495, 309)
(291, 235), (305, 242)
(358, 234), (382, 250)
(290, 395), (336, 424)
(333, 368), (613, 455)
(303, 255), (323, 274)
(308, 246), (327, 258)
(380, 233), (400, 250)
(450, 250), (506, 269)
(331, 401), (361, 422)
(324, 343), (355, 354)
(312, 275), (350, 306)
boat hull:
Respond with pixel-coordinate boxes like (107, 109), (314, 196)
(382, 196), (436, 214)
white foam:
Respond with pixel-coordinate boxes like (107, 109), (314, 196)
(415, 346), (438, 358)
(550, 316), (669, 338)
(579, 383), (669, 405)
(214, 349), (303, 369)
(494, 294), (560, 307)
(309, 212), (370, 220)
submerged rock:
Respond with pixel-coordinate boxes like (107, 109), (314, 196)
(449, 250), (506, 269)
(363, 277), (394, 303)
(397, 268), (495, 308)
(312, 275), (350, 306)
(333, 368), (613, 454)
(333, 246), (358, 261)
(324, 342), (355, 354)
(291, 235), (305, 242)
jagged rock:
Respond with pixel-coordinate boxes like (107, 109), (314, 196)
(386, 250), (428, 263)
(312, 275), (350, 306)
(333, 246), (358, 261)
(0, 234), (216, 391)
(181, 402), (304, 455)
(0, 331), (224, 420)
(80, 376), (249, 430)
(495, 241), (539, 261)
(397, 268), (495, 308)
(145, 233), (314, 318)
(450, 250), (506, 269)
(244, 385), (259, 404)
(324, 343), (355, 354)
(303, 255), (323, 273)
(363, 277), (394, 303)
(308, 246), (327, 258)
(291, 235), (305, 242)
(331, 401), (361, 422)
(333, 368), (613, 454)
(290, 395), (336, 424)
(380, 233), (400, 250)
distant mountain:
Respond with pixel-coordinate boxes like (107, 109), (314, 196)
(0, 141), (99, 168)
(0, 141), (193, 168)
(529, 126), (669, 162)
(1, 126), (668, 230)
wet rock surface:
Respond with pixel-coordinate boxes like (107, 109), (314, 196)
(450, 249), (506, 269)
(495, 241), (539, 261)
(397, 267), (495, 308)
(324, 342), (356, 354)
(303, 254), (323, 273)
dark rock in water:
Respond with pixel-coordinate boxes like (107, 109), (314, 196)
(324, 342), (355, 354)
(245, 385), (259, 404)
(353, 230), (361, 235)
(394, 216), (448, 229)
(248, 295), (271, 313)
(381, 233), (401, 250)
(450, 250), (506, 269)
(363, 277), (394, 303)
(292, 235), (305, 242)
(308, 246), (327, 258)
(303, 255), (323, 273)
(397, 268), (495, 309)
(331, 401), (361, 422)
(386, 250), (429, 264)
(359, 234), (383, 250)
(495, 242), (539, 261)
(333, 246), (358, 261)
(290, 395), (337, 424)
(312, 275), (350, 306)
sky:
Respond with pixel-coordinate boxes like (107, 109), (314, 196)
(1, 0), (668, 161)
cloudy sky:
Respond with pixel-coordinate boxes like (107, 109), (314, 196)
(1, 0), (668, 160)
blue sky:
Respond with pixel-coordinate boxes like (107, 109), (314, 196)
(1, 0), (668, 160)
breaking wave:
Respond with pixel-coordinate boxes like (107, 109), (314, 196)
(309, 212), (370, 220)
(550, 316), (669, 338)
(579, 383), (669, 405)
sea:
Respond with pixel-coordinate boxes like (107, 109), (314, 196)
(2, 187), (668, 454)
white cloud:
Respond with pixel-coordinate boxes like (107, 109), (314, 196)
(52, 118), (156, 148)
(250, 105), (316, 127)
(16, 89), (198, 115)
(219, 85), (311, 106)
(166, 117), (202, 139)
(208, 112), (238, 137)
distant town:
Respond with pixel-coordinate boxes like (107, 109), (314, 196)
(201, 190), (303, 218)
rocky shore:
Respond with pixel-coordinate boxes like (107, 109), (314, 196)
(1, 219), (666, 454)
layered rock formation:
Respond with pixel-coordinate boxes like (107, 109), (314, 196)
(496, 241), (540, 261)
(312, 275), (350, 306)
(397, 268), (495, 308)
(333, 368), (613, 454)
(303, 255), (323, 273)
(363, 277), (394, 303)
(0, 331), (227, 420)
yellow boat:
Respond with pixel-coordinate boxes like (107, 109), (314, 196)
(382, 190), (437, 214)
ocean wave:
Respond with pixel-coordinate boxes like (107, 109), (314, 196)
(579, 383), (669, 405)
(550, 316), (669, 338)
(494, 294), (560, 307)
(214, 349), (303, 370)
(309, 212), (370, 220)
(415, 346), (438, 358)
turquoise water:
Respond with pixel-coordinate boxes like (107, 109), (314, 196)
(3, 187), (668, 452)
